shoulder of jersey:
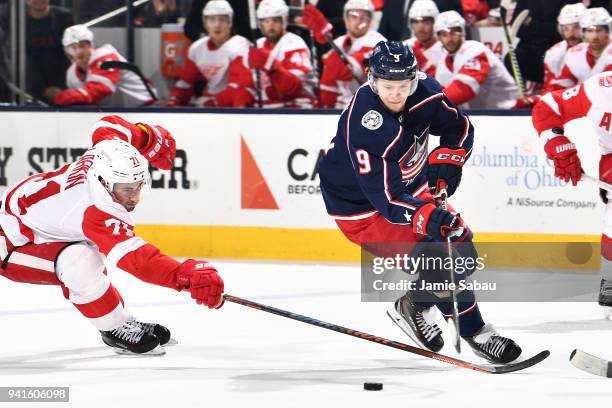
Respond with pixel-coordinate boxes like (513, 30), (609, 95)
(567, 43), (587, 53)
(585, 71), (612, 100)
(404, 38), (417, 47)
(333, 34), (347, 47)
(189, 36), (210, 56)
(367, 30), (386, 42)
(460, 40), (488, 55)
(279, 32), (308, 51)
(225, 35), (251, 52)
(92, 44), (120, 60)
(412, 73), (443, 101)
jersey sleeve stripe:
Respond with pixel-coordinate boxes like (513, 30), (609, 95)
(90, 121), (132, 143)
(88, 74), (117, 92)
(458, 115), (470, 146)
(329, 210), (378, 220)
(106, 236), (147, 270)
(541, 92), (561, 115)
(456, 73), (480, 94)
(441, 100), (458, 118)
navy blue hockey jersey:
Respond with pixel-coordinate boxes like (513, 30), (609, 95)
(319, 74), (474, 225)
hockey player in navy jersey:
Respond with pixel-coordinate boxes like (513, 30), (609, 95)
(319, 41), (522, 364)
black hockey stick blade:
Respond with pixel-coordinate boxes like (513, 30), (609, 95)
(570, 349), (612, 378)
(99, 60), (158, 101)
(224, 294), (549, 374)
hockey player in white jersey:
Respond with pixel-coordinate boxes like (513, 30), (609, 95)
(166, 0), (253, 107)
(542, 3), (587, 93)
(433, 11), (519, 109)
(551, 7), (612, 90)
(246, 0), (317, 108)
(404, 0), (443, 77)
(53, 25), (156, 107)
(303, 0), (386, 108)
(0, 116), (224, 354)
(532, 71), (612, 318)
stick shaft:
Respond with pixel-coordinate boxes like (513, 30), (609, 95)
(499, 6), (525, 98)
(223, 294), (492, 373)
(582, 173), (612, 192)
(83, 0), (151, 28)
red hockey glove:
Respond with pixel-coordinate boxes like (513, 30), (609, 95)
(248, 47), (277, 71)
(544, 135), (581, 186)
(413, 203), (465, 242)
(53, 89), (92, 105)
(427, 145), (466, 198)
(303, 3), (333, 45)
(175, 259), (224, 309)
(135, 122), (177, 170)
(513, 95), (541, 109)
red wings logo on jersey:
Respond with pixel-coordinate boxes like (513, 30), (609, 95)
(599, 74), (612, 87)
(201, 63), (225, 81)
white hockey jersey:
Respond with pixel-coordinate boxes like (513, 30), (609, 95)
(172, 35), (251, 98)
(320, 30), (386, 108)
(0, 116), (182, 289)
(551, 38), (612, 89)
(543, 40), (571, 93)
(254, 32), (317, 108)
(533, 71), (612, 153)
(404, 38), (443, 77)
(435, 40), (518, 109)
(66, 44), (154, 107)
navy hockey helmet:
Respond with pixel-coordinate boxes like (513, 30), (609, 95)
(368, 41), (419, 95)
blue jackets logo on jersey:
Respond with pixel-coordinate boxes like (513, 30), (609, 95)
(361, 110), (383, 130)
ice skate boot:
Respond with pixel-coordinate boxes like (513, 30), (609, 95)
(140, 321), (177, 346)
(101, 318), (164, 356)
(598, 279), (612, 320)
(463, 324), (522, 364)
(387, 293), (444, 352)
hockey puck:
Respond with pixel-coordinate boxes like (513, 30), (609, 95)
(363, 382), (383, 391)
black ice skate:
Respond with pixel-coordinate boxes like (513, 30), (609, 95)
(140, 321), (178, 346)
(387, 294), (444, 352)
(463, 324), (522, 364)
(598, 279), (612, 320)
(101, 318), (165, 356)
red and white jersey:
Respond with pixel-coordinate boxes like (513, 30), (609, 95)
(543, 40), (572, 93)
(172, 35), (251, 104)
(551, 39), (612, 90)
(255, 32), (317, 108)
(533, 71), (612, 154)
(435, 40), (518, 109)
(404, 38), (443, 77)
(320, 30), (386, 108)
(0, 116), (181, 289)
(66, 44), (154, 107)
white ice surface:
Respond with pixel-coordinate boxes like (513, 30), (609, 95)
(1, 260), (612, 407)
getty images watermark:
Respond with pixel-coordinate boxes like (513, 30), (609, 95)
(360, 242), (602, 302)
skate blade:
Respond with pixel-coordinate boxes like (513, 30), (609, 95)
(386, 307), (429, 350)
(112, 345), (166, 357)
(163, 338), (179, 346)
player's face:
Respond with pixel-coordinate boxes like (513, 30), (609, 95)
(259, 17), (285, 44)
(583, 26), (610, 51)
(410, 17), (435, 43)
(26, 0), (49, 13)
(376, 78), (413, 113)
(204, 15), (232, 43)
(438, 27), (464, 54)
(560, 23), (582, 47)
(112, 181), (144, 212)
(344, 10), (372, 38)
(66, 41), (93, 69)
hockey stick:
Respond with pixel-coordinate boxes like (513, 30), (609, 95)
(582, 173), (612, 192)
(99, 60), (157, 101)
(247, 0), (263, 108)
(83, 0), (151, 28)
(499, 1), (526, 98)
(0, 70), (48, 107)
(570, 349), (612, 378)
(509, 9), (529, 44)
(439, 189), (461, 354)
(223, 294), (550, 374)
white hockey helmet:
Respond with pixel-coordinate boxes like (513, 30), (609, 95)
(409, 0), (440, 21)
(256, 0), (289, 24)
(90, 139), (150, 194)
(62, 24), (94, 47)
(202, 0), (234, 18)
(434, 10), (466, 36)
(557, 3), (586, 26)
(344, 0), (375, 16)
(580, 7), (612, 31)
